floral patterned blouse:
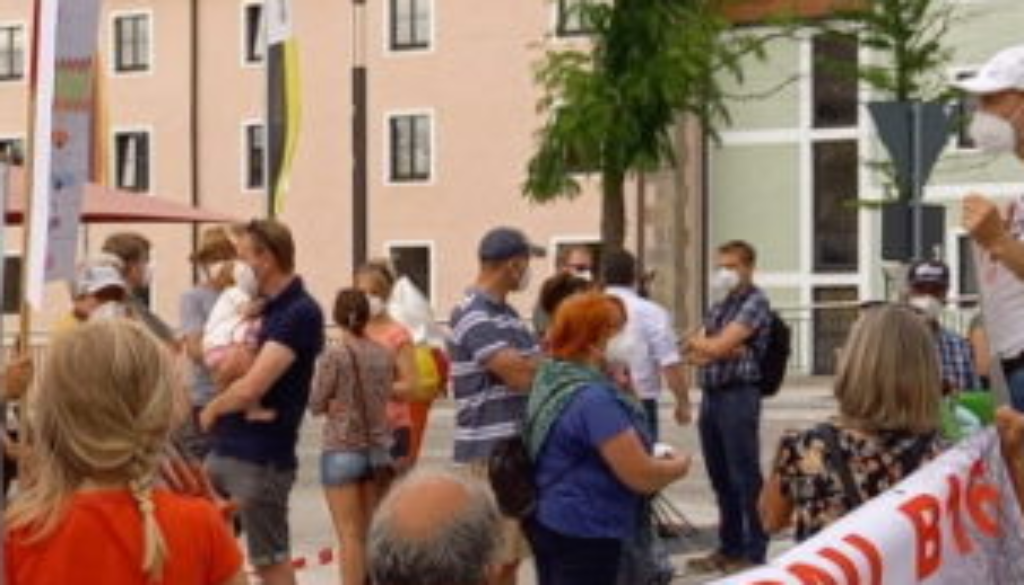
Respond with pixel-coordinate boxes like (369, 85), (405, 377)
(773, 420), (944, 541)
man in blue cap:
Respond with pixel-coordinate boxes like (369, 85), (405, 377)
(448, 226), (545, 585)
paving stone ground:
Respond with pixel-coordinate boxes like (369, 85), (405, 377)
(284, 378), (836, 584)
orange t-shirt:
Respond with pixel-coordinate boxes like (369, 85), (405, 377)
(5, 489), (242, 585)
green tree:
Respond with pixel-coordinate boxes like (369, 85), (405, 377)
(523, 0), (763, 251)
(836, 0), (956, 103)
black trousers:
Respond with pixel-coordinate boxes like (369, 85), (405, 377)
(528, 518), (622, 585)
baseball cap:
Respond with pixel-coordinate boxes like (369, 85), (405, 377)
(74, 261), (127, 297)
(478, 227), (546, 262)
(953, 46), (1024, 95)
(908, 260), (950, 288)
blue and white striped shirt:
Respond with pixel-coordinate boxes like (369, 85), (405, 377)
(448, 288), (539, 463)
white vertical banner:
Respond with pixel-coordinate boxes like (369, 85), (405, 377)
(25, 0), (102, 308)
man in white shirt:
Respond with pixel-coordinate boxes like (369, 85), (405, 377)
(602, 249), (692, 437)
(955, 46), (1024, 409)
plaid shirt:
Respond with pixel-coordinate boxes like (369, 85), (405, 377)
(937, 327), (979, 391)
(698, 286), (772, 390)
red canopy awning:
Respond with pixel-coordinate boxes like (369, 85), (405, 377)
(4, 168), (239, 224)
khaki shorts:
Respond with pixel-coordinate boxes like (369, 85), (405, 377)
(465, 461), (532, 565)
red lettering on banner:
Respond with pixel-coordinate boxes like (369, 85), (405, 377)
(843, 534), (882, 585)
(899, 494), (943, 580)
(788, 563), (839, 584)
(947, 474), (974, 554)
(967, 460), (1001, 537)
(819, 547), (859, 583)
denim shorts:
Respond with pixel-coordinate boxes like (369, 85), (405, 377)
(320, 448), (392, 487)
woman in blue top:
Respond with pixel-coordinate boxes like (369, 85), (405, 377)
(526, 292), (691, 585)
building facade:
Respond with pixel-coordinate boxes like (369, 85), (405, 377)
(0, 0), (620, 331)
(700, 0), (1024, 373)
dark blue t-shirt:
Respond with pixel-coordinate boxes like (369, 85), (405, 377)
(535, 383), (648, 539)
(212, 277), (324, 469)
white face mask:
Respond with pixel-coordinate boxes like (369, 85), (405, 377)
(142, 262), (154, 288)
(233, 262), (259, 298)
(969, 110), (1019, 154)
(515, 264), (533, 292)
(368, 295), (387, 317)
(605, 330), (642, 367)
(206, 261), (227, 281)
(575, 269), (593, 282)
(91, 301), (128, 322)
(908, 294), (944, 321)
(711, 268), (741, 295)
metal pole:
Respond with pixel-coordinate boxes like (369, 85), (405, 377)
(911, 101), (924, 261)
(352, 0), (368, 269)
(189, 0), (201, 283)
(636, 172), (646, 293)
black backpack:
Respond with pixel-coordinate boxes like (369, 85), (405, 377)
(488, 436), (538, 519)
(757, 311), (791, 397)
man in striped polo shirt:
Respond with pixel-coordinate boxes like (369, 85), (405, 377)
(448, 226), (545, 585)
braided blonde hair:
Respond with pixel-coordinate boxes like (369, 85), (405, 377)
(7, 320), (180, 580)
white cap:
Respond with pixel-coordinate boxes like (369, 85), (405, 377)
(954, 46), (1024, 95)
(74, 262), (126, 297)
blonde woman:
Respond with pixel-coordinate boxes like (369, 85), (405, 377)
(759, 305), (945, 541)
(5, 321), (244, 585)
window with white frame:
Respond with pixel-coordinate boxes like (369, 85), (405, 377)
(0, 138), (24, 165)
(953, 70), (978, 150)
(0, 25), (24, 81)
(388, 244), (433, 301)
(958, 234), (979, 296)
(811, 33), (859, 129)
(244, 123), (266, 190)
(114, 131), (150, 192)
(390, 0), (431, 51)
(2, 255), (20, 314)
(243, 3), (265, 64)
(812, 286), (859, 375)
(556, 0), (593, 37)
(389, 114), (432, 183)
(113, 13), (151, 73)
(812, 140), (859, 273)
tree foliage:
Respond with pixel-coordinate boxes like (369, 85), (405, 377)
(833, 0), (956, 103)
(523, 0), (765, 250)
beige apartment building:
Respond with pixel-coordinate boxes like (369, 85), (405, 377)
(0, 0), (635, 330)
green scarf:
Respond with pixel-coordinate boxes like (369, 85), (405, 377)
(525, 359), (607, 459)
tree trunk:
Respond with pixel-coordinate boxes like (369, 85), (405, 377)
(601, 168), (627, 253)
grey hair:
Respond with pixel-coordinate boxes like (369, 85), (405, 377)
(368, 466), (502, 585)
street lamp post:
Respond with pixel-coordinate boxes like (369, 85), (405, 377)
(352, 0), (368, 269)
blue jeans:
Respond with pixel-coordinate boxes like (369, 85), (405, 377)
(642, 399), (659, 441)
(1007, 365), (1024, 413)
(698, 383), (767, 563)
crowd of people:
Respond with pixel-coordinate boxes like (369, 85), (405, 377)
(9, 43), (1024, 585)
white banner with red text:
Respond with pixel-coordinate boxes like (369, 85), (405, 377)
(711, 429), (1024, 585)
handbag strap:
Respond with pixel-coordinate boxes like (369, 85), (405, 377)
(341, 340), (375, 448)
(815, 423), (864, 509)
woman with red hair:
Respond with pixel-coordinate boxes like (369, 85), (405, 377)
(525, 292), (691, 585)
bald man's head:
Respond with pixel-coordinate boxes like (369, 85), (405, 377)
(369, 467), (501, 585)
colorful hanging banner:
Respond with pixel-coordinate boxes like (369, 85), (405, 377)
(266, 0), (302, 217)
(26, 0), (102, 307)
